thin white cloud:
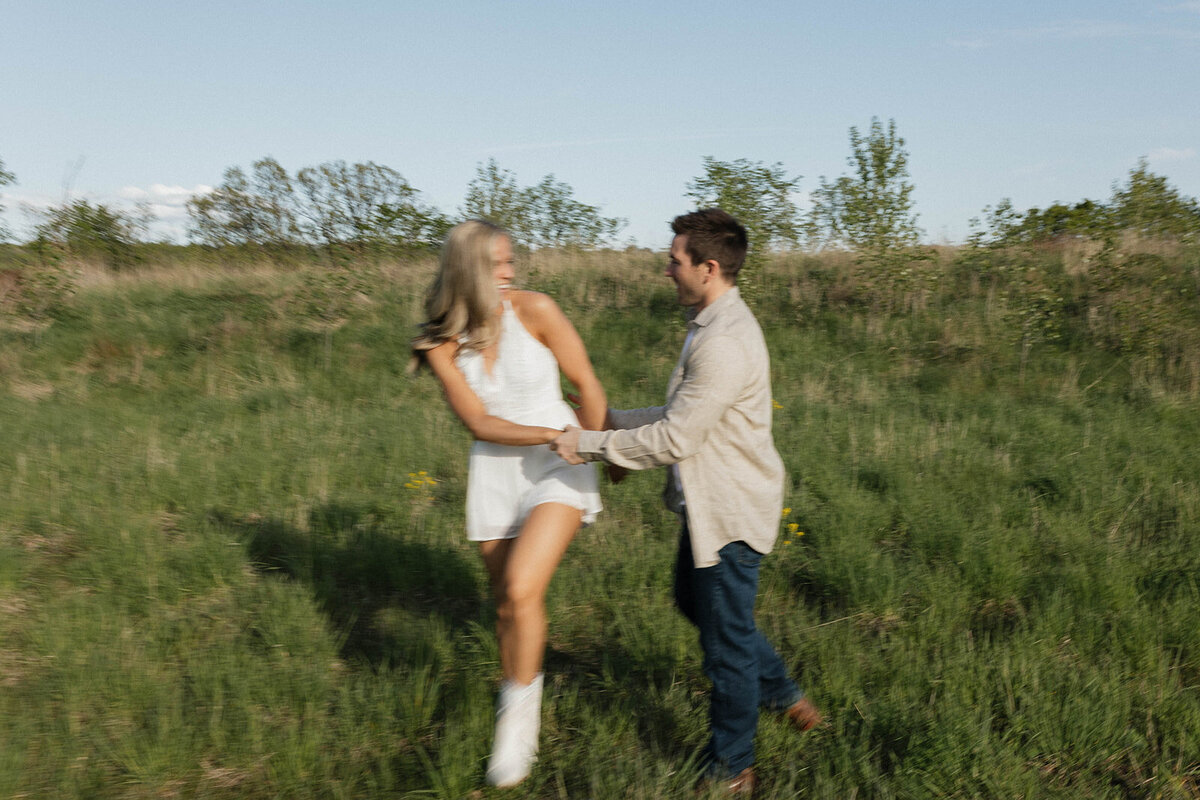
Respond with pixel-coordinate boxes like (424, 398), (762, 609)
(1167, 1), (1200, 13)
(483, 128), (801, 154)
(116, 184), (211, 241)
(947, 36), (990, 49)
(118, 183), (210, 205)
(11, 192), (57, 214)
(3, 185), (210, 242)
(951, 18), (1200, 47)
(1014, 160), (1055, 178)
(1147, 147), (1197, 162)
(1025, 20), (1140, 40)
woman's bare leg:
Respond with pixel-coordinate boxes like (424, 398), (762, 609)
(479, 538), (516, 676)
(479, 503), (582, 684)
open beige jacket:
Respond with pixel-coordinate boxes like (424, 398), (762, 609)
(575, 287), (785, 568)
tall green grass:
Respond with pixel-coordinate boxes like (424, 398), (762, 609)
(1, 251), (1197, 798)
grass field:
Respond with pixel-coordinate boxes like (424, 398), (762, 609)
(1, 250), (1198, 798)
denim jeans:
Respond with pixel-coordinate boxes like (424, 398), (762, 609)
(674, 521), (802, 777)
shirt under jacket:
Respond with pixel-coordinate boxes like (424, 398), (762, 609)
(575, 287), (785, 568)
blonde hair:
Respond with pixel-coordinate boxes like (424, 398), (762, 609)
(410, 219), (507, 371)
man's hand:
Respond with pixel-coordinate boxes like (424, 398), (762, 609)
(550, 425), (585, 464)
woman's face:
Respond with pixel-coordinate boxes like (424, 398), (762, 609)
(491, 235), (515, 296)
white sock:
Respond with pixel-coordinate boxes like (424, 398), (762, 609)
(486, 673), (544, 787)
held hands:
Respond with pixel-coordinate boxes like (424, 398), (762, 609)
(562, 394), (625, 482)
(550, 426), (585, 465)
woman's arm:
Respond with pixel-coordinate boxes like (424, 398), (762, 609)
(425, 339), (562, 446)
(517, 292), (607, 431)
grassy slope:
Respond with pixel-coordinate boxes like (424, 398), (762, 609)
(0, 256), (1197, 798)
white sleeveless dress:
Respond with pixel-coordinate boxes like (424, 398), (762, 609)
(455, 300), (602, 541)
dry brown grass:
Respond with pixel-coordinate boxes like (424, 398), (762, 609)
(71, 257), (289, 294)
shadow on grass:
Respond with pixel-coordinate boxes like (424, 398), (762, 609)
(541, 613), (706, 763)
(564, 667), (695, 762)
(208, 503), (482, 667)
(212, 504), (722, 770)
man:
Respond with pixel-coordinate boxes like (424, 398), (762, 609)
(551, 208), (821, 794)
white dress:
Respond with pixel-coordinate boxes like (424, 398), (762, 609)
(455, 300), (602, 541)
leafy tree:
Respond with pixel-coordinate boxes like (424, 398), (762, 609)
(1018, 201), (1107, 241)
(966, 198), (1023, 248)
(808, 118), (922, 257)
(968, 161), (1198, 249)
(462, 158), (527, 234)
(188, 157), (449, 259)
(519, 175), (625, 249)
(807, 118), (929, 305)
(683, 157), (801, 303)
(461, 159), (625, 249)
(970, 198), (1110, 247)
(0, 157), (15, 242)
(296, 160), (448, 255)
(0, 159), (76, 321)
(685, 157), (801, 257)
(187, 158), (301, 251)
(250, 157), (303, 247)
(1109, 158), (1200, 241)
(33, 198), (152, 270)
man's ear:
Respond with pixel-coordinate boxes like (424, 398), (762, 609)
(703, 259), (721, 280)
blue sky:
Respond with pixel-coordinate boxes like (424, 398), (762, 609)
(2, 0), (1198, 248)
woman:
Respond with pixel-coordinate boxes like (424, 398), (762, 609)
(411, 219), (605, 787)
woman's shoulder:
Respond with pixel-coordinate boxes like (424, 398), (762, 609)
(509, 290), (563, 324)
(508, 290), (568, 345)
(509, 289), (557, 312)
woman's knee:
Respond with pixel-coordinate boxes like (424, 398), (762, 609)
(493, 583), (541, 619)
(502, 575), (546, 617)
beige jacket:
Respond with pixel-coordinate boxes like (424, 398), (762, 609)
(576, 287), (785, 567)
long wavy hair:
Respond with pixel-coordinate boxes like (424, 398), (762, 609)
(410, 219), (507, 371)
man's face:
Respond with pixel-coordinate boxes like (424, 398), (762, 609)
(666, 234), (710, 308)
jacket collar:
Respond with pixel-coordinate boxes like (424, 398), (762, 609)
(687, 285), (740, 327)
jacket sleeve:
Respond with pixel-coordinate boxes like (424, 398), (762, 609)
(576, 333), (747, 470)
(608, 406), (665, 430)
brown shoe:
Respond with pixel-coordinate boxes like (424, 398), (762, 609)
(784, 697), (823, 732)
(725, 767), (756, 795)
(696, 766), (756, 796)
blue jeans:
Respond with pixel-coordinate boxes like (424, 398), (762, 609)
(674, 521), (802, 777)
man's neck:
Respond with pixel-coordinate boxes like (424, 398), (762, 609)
(693, 280), (734, 313)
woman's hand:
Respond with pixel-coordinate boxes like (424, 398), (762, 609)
(550, 426), (585, 464)
(567, 393), (625, 482)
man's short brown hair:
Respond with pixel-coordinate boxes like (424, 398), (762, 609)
(671, 208), (748, 282)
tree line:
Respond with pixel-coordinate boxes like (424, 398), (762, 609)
(2, 120), (1199, 272)
(4, 129), (1200, 375)
(186, 157), (631, 256)
(0, 156), (631, 270)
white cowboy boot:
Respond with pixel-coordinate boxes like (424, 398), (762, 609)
(485, 673), (544, 787)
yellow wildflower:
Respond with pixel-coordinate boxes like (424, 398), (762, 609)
(406, 471), (437, 490)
